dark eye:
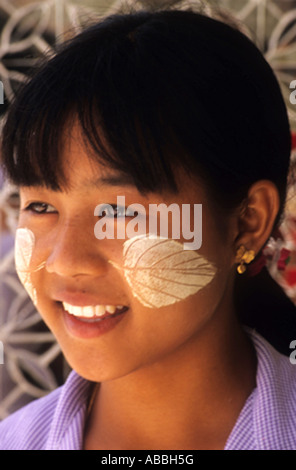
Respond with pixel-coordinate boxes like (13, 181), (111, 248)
(99, 204), (134, 218)
(24, 202), (57, 214)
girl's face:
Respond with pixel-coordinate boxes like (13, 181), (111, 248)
(17, 124), (238, 381)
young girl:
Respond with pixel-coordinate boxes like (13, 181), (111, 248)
(0, 6), (295, 450)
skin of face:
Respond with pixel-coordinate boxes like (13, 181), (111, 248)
(17, 122), (241, 383)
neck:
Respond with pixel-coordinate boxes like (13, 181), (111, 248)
(84, 315), (257, 450)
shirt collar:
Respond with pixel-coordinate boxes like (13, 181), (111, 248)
(45, 328), (296, 450)
(45, 370), (92, 450)
(225, 328), (296, 449)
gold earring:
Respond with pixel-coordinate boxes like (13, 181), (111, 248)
(235, 245), (255, 274)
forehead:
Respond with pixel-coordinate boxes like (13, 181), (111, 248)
(59, 119), (134, 192)
(58, 119), (207, 206)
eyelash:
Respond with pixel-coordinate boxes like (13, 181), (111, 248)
(23, 202), (138, 218)
(98, 204), (138, 218)
(23, 202), (57, 214)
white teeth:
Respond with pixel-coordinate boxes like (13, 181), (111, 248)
(82, 306), (94, 318)
(62, 302), (125, 318)
(95, 305), (106, 316)
(106, 305), (116, 314)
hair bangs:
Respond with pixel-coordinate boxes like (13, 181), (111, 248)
(1, 12), (182, 194)
(1, 9), (291, 214)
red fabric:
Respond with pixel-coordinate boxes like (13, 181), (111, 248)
(284, 269), (296, 287)
(248, 253), (266, 277)
(277, 248), (291, 270)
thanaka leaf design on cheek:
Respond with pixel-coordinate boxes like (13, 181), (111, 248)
(15, 228), (45, 306)
(109, 234), (217, 308)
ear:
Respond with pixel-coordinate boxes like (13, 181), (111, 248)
(234, 180), (280, 256)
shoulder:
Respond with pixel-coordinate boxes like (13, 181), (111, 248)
(249, 328), (296, 449)
(226, 328), (296, 450)
(0, 386), (62, 450)
(0, 370), (92, 450)
(250, 327), (296, 383)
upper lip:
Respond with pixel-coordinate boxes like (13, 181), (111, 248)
(54, 291), (128, 307)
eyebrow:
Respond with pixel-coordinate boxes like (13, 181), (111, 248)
(21, 173), (137, 192)
(85, 173), (136, 188)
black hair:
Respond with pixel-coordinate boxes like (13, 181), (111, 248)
(1, 8), (295, 353)
(1, 9), (291, 211)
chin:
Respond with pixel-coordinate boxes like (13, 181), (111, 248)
(60, 345), (136, 383)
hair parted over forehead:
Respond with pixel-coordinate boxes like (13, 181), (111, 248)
(0, 7), (291, 222)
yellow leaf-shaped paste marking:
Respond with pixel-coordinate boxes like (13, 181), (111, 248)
(118, 234), (217, 308)
(15, 228), (38, 305)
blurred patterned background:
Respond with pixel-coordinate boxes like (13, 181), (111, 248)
(0, 0), (296, 419)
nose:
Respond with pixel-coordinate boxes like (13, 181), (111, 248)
(45, 220), (108, 278)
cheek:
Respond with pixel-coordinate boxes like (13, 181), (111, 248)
(15, 228), (38, 305)
(110, 234), (217, 308)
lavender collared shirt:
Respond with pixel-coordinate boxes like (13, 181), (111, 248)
(0, 329), (295, 450)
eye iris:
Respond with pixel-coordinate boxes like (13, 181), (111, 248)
(100, 205), (126, 218)
(116, 206), (125, 217)
(35, 203), (48, 213)
(98, 205), (137, 218)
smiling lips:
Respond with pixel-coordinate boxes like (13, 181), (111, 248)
(62, 302), (127, 320)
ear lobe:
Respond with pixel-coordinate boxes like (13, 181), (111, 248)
(235, 180), (280, 255)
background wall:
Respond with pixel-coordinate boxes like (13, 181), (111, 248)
(0, 0), (295, 418)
